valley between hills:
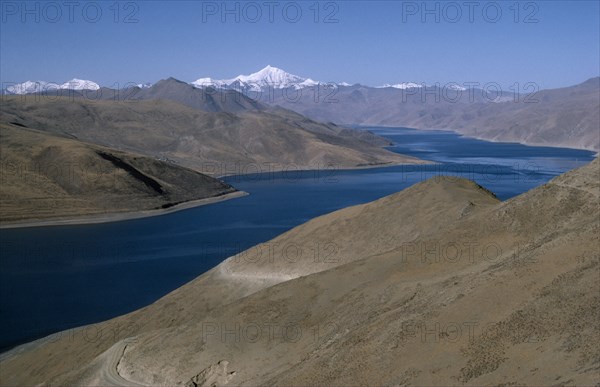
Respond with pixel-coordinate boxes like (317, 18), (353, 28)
(3, 0), (600, 383)
(0, 70), (598, 386)
(3, 70), (598, 225)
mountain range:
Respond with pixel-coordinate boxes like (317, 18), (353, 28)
(2, 66), (598, 223)
(3, 66), (455, 95)
(262, 76), (600, 152)
(6, 66), (598, 151)
(4, 66), (346, 94)
(0, 88), (420, 177)
(192, 65), (320, 91)
(0, 78), (424, 223)
(2, 67), (599, 385)
(4, 79), (100, 94)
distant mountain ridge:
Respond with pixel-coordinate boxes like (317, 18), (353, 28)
(7, 67), (598, 95)
(5, 79), (100, 94)
(6, 68), (599, 150)
(192, 65), (320, 91)
(3, 65), (425, 94)
(264, 76), (600, 151)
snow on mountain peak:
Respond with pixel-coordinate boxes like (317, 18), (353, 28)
(446, 83), (466, 91)
(60, 78), (100, 90)
(5, 81), (49, 94)
(237, 65), (305, 88)
(377, 82), (424, 89)
(191, 77), (228, 88)
(6, 78), (100, 94)
(192, 66), (321, 91)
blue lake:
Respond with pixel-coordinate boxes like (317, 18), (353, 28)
(0, 127), (595, 351)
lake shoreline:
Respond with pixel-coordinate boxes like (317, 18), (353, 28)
(213, 158), (434, 179)
(0, 190), (249, 230)
(356, 125), (600, 155)
(0, 160), (433, 229)
(1, 128), (594, 353)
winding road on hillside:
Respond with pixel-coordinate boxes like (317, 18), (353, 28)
(96, 340), (145, 386)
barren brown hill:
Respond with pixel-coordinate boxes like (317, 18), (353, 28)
(0, 123), (237, 224)
(127, 78), (265, 113)
(1, 158), (597, 386)
(0, 96), (425, 177)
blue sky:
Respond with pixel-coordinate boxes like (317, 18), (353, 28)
(1, 1), (599, 89)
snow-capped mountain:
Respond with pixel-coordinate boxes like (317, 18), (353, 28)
(235, 65), (318, 90)
(377, 82), (424, 89)
(192, 65), (320, 91)
(59, 78), (100, 91)
(376, 82), (469, 91)
(5, 81), (49, 94)
(446, 83), (467, 91)
(191, 77), (229, 89)
(191, 66), (465, 92)
(6, 78), (100, 94)
(4, 69), (467, 95)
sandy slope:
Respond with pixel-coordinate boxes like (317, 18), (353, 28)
(0, 159), (597, 386)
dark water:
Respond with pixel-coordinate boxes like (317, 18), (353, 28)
(0, 127), (595, 351)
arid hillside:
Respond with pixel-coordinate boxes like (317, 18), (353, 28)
(1, 159), (597, 386)
(0, 95), (425, 178)
(0, 123), (237, 224)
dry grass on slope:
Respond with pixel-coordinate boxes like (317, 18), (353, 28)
(0, 123), (236, 223)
